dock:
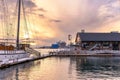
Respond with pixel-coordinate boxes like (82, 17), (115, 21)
(49, 50), (120, 57)
(0, 54), (52, 69)
(1, 49), (120, 69)
(0, 48), (52, 69)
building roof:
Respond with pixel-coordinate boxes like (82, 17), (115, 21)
(77, 32), (120, 42)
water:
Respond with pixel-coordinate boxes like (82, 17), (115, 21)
(1, 49), (120, 80)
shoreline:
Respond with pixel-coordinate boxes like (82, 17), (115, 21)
(0, 55), (52, 69)
(1, 49), (120, 69)
(51, 53), (120, 57)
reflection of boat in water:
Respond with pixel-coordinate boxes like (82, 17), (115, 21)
(0, 61), (40, 80)
(0, 0), (39, 65)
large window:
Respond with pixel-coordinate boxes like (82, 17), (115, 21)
(103, 42), (109, 47)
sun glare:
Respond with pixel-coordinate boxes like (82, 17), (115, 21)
(24, 34), (29, 39)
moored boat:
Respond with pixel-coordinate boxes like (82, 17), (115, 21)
(0, 0), (40, 66)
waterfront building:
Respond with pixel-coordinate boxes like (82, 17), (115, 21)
(75, 32), (120, 50)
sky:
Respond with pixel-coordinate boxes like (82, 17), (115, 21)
(1, 0), (120, 46)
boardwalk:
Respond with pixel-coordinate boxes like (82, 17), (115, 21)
(49, 50), (120, 57)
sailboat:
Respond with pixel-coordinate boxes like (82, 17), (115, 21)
(0, 0), (40, 65)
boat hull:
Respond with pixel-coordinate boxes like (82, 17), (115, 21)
(0, 50), (29, 62)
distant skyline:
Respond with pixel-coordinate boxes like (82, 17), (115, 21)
(1, 0), (120, 46)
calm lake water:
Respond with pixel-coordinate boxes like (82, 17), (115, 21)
(1, 49), (120, 80)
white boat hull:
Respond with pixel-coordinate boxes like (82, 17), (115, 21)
(0, 50), (29, 62)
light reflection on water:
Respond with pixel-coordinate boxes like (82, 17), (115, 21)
(1, 49), (120, 80)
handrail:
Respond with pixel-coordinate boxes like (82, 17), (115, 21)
(25, 47), (41, 57)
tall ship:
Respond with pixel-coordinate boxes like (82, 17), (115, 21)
(0, 0), (39, 64)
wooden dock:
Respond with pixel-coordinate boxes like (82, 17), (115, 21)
(51, 53), (120, 57)
(49, 51), (120, 57)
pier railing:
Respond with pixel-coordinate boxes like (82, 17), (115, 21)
(25, 47), (41, 57)
(49, 49), (120, 56)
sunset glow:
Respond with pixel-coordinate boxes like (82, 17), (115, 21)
(1, 0), (120, 46)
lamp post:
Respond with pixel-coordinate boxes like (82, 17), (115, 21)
(68, 34), (72, 47)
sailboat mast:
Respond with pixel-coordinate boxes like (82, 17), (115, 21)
(16, 0), (21, 49)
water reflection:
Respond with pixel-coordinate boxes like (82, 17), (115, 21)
(72, 57), (120, 79)
(76, 57), (120, 70)
(1, 57), (120, 80)
(0, 61), (41, 80)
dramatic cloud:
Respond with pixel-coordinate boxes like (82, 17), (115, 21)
(1, 0), (120, 46)
(97, 0), (120, 31)
(44, 0), (120, 43)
